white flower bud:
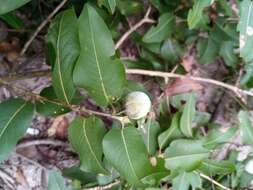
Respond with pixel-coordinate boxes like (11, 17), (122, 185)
(125, 91), (151, 120)
(245, 159), (253, 174)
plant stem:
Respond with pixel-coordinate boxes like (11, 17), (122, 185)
(20, 0), (68, 56)
(115, 6), (155, 49)
(126, 69), (253, 98)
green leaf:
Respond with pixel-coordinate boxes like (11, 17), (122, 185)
(103, 126), (153, 187)
(219, 41), (238, 67)
(158, 113), (183, 150)
(143, 13), (174, 43)
(48, 171), (70, 190)
(140, 158), (169, 186)
(0, 12), (23, 29)
(117, 0), (142, 16)
(180, 92), (196, 138)
(73, 3), (125, 107)
(68, 116), (107, 174)
(98, 0), (117, 14)
(237, 0), (253, 62)
(187, 0), (213, 29)
(161, 39), (182, 62)
(36, 86), (70, 117)
(164, 139), (209, 172)
(202, 127), (237, 149)
(140, 118), (160, 155)
(172, 172), (202, 190)
(0, 99), (34, 161)
(197, 37), (220, 64)
(238, 111), (253, 145)
(0, 0), (31, 15)
(62, 166), (97, 185)
(199, 159), (235, 175)
(46, 9), (79, 104)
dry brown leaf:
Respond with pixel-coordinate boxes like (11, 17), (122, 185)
(48, 116), (69, 139)
(15, 167), (29, 187)
(165, 78), (203, 96)
(181, 54), (196, 72)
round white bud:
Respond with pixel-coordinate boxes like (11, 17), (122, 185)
(125, 91), (151, 120)
(245, 159), (253, 174)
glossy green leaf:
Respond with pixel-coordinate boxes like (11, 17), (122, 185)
(73, 4), (125, 107)
(199, 159), (235, 175)
(180, 92), (196, 138)
(238, 111), (253, 145)
(103, 126), (153, 187)
(164, 139), (209, 172)
(68, 117), (107, 174)
(0, 99), (34, 161)
(237, 0), (253, 62)
(219, 41), (238, 67)
(140, 118), (160, 155)
(187, 0), (213, 29)
(48, 171), (70, 190)
(158, 113), (183, 150)
(0, 0), (31, 15)
(202, 127), (237, 149)
(46, 9), (79, 104)
(143, 13), (174, 43)
(172, 172), (201, 190)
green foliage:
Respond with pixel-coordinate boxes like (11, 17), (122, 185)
(172, 171), (202, 190)
(48, 171), (71, 190)
(103, 126), (154, 187)
(180, 92), (196, 138)
(0, 99), (34, 161)
(237, 0), (253, 62)
(73, 4), (125, 107)
(143, 13), (174, 43)
(187, 0), (213, 29)
(46, 9), (79, 104)
(68, 117), (107, 174)
(238, 111), (253, 145)
(2, 0), (253, 189)
(164, 139), (209, 173)
(0, 0), (31, 15)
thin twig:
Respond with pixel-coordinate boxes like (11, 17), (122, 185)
(126, 69), (253, 98)
(16, 139), (69, 150)
(0, 77), (124, 122)
(83, 180), (121, 190)
(14, 152), (47, 170)
(115, 6), (155, 49)
(2, 70), (51, 81)
(196, 172), (232, 190)
(20, 0), (68, 56)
